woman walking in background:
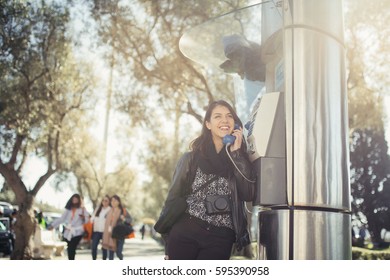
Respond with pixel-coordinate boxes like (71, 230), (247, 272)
(102, 194), (132, 260)
(48, 193), (90, 260)
(91, 195), (111, 260)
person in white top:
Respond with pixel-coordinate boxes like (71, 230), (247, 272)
(49, 193), (90, 260)
(91, 195), (111, 260)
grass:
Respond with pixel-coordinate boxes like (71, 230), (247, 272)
(231, 242), (390, 260)
(352, 246), (390, 260)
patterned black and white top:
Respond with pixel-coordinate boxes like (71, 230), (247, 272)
(186, 167), (234, 230)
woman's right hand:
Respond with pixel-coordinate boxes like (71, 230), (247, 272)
(230, 126), (243, 152)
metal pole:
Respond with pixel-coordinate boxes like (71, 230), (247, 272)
(257, 0), (351, 259)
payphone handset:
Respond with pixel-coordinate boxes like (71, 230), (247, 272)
(223, 123), (256, 183)
(222, 123), (240, 145)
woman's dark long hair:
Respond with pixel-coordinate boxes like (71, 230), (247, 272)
(95, 195), (110, 217)
(65, 193), (81, 210)
(190, 100), (247, 156)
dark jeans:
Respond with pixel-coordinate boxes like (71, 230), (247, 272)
(66, 235), (83, 260)
(107, 238), (125, 260)
(167, 214), (235, 260)
(91, 232), (106, 260)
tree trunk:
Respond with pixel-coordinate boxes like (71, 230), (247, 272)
(1, 148), (57, 259)
(11, 194), (36, 260)
(0, 164), (36, 259)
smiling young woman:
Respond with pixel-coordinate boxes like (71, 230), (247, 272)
(155, 100), (255, 260)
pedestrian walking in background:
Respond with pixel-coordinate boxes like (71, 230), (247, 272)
(48, 193), (90, 260)
(358, 225), (367, 248)
(102, 194), (132, 260)
(90, 195), (111, 260)
(140, 224), (146, 240)
(36, 211), (47, 229)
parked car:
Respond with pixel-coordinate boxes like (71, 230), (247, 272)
(0, 201), (14, 217)
(0, 217), (13, 256)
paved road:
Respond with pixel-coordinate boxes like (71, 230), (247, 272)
(56, 235), (165, 260)
(0, 235), (165, 260)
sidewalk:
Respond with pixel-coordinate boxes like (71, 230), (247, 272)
(54, 235), (165, 260)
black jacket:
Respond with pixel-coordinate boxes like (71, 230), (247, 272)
(158, 149), (255, 251)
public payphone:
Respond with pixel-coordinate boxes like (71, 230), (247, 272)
(179, 0), (351, 259)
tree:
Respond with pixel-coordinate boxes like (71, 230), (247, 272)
(345, 0), (390, 246)
(50, 124), (106, 210)
(0, 0), (94, 259)
(91, 0), (240, 122)
(140, 126), (195, 219)
(88, 0), (245, 218)
(350, 128), (390, 246)
(345, 0), (390, 131)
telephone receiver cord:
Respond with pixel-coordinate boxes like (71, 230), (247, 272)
(225, 144), (256, 184)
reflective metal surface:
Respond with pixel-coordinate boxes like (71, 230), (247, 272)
(258, 209), (290, 260)
(285, 0), (345, 43)
(284, 0), (351, 210)
(258, 209), (352, 260)
(253, 157), (287, 206)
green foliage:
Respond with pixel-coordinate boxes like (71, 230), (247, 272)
(0, 0), (95, 210)
(0, 1), (87, 161)
(91, 0), (239, 126)
(350, 128), (390, 244)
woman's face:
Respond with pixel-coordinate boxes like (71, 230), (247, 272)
(102, 197), (110, 207)
(72, 196), (79, 205)
(206, 105), (235, 142)
(111, 197), (120, 208)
